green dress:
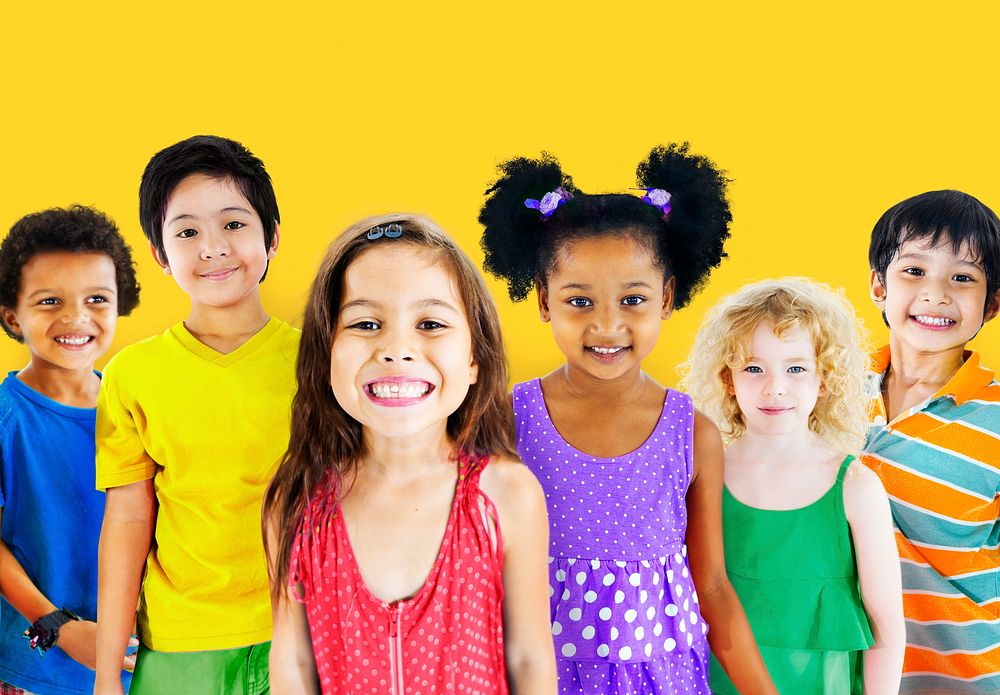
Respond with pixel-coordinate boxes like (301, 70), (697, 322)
(709, 456), (874, 695)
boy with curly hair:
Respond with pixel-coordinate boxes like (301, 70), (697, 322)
(0, 206), (139, 695)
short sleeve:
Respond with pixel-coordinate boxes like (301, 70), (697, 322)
(0, 443), (6, 508)
(0, 400), (12, 508)
(95, 359), (157, 490)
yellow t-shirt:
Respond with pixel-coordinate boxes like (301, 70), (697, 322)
(96, 317), (299, 652)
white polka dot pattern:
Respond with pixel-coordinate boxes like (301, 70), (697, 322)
(288, 455), (508, 694)
(513, 379), (711, 694)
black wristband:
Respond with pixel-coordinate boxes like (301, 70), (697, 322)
(23, 608), (80, 654)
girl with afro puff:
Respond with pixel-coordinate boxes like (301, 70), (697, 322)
(480, 144), (776, 694)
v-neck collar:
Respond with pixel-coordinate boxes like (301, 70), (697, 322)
(170, 317), (282, 367)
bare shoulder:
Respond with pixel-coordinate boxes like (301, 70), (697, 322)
(843, 458), (884, 491)
(692, 408), (722, 442)
(479, 455), (546, 518)
(692, 410), (725, 477)
(842, 458), (890, 522)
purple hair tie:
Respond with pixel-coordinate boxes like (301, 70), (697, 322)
(525, 187), (572, 219)
(640, 188), (672, 220)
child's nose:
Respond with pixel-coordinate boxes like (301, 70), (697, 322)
(200, 231), (231, 259)
(592, 304), (625, 333)
(920, 277), (951, 304)
(763, 375), (786, 396)
(375, 328), (415, 363)
(59, 305), (90, 325)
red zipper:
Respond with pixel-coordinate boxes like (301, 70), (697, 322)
(388, 603), (404, 694)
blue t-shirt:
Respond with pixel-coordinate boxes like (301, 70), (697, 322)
(0, 372), (130, 694)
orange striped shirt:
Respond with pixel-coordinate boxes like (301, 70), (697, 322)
(862, 347), (1000, 694)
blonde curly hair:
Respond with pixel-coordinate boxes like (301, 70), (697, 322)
(680, 277), (871, 452)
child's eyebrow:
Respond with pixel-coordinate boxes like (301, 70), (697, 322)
(340, 298), (461, 313)
(166, 207), (254, 225)
(557, 281), (654, 291)
(413, 298), (461, 312)
(26, 285), (116, 298)
(747, 355), (815, 362)
(896, 252), (983, 269)
(166, 213), (197, 225)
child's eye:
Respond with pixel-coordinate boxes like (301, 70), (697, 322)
(744, 365), (762, 374)
(787, 366), (806, 374)
(568, 297), (593, 308)
(952, 273), (974, 283)
(348, 320), (380, 331)
(177, 228), (197, 239)
(38, 297), (59, 306)
(902, 267), (924, 276)
(621, 295), (646, 306)
(87, 295), (109, 304)
(417, 320), (447, 331)
(224, 221), (245, 231)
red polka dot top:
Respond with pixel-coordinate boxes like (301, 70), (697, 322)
(289, 454), (509, 694)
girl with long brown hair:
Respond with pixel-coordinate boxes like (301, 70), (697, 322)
(263, 214), (556, 694)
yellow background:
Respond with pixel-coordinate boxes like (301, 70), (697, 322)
(1, 3), (998, 383)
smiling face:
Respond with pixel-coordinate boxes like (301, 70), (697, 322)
(158, 173), (277, 311)
(871, 235), (999, 356)
(329, 243), (478, 443)
(539, 234), (672, 381)
(729, 322), (824, 438)
(1, 251), (118, 373)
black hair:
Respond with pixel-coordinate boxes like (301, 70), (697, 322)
(138, 135), (280, 271)
(869, 189), (1000, 303)
(479, 143), (731, 309)
(0, 205), (141, 341)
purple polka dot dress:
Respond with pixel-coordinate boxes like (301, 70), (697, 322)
(513, 379), (710, 694)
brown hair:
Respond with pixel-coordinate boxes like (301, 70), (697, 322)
(263, 213), (518, 597)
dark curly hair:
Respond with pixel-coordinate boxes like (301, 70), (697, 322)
(139, 135), (280, 277)
(0, 205), (141, 341)
(479, 143), (732, 309)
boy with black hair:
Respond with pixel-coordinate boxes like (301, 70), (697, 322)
(94, 136), (299, 695)
(0, 206), (138, 695)
(863, 189), (1000, 694)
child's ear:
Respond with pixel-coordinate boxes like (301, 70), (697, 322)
(1, 307), (21, 336)
(267, 224), (280, 259)
(537, 282), (551, 323)
(984, 289), (1000, 324)
(662, 276), (676, 320)
(150, 243), (170, 274)
(723, 369), (735, 396)
(469, 353), (479, 385)
(869, 269), (887, 306)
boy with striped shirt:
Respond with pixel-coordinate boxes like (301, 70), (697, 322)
(864, 190), (1000, 694)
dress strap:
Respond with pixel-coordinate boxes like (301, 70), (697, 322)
(835, 454), (855, 483)
(456, 452), (504, 560)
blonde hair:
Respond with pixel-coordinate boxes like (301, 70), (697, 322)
(680, 277), (870, 452)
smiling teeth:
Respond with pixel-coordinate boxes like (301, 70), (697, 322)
(913, 315), (955, 327)
(370, 382), (430, 398)
(55, 336), (92, 345)
(591, 347), (624, 354)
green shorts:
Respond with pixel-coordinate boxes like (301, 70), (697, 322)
(130, 641), (270, 695)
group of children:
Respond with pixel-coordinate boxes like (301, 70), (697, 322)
(0, 135), (995, 695)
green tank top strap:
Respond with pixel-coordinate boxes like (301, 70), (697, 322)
(835, 455), (855, 484)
